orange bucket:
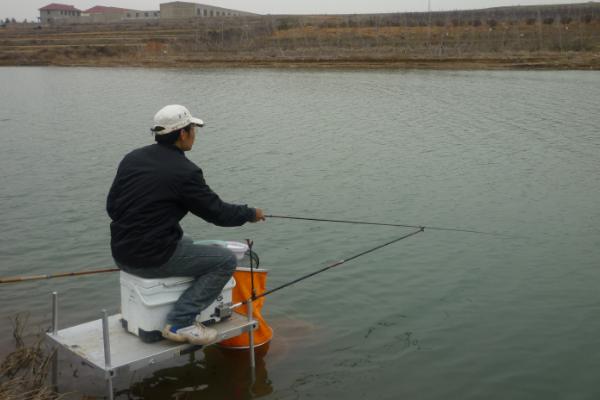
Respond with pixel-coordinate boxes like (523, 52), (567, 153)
(219, 267), (273, 349)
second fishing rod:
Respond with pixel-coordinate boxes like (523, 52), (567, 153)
(232, 226), (425, 308)
(230, 212), (513, 307)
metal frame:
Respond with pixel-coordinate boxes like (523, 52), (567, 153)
(50, 292), (58, 391)
(101, 310), (114, 400)
(46, 292), (258, 399)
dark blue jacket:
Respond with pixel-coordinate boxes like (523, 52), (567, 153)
(107, 143), (255, 268)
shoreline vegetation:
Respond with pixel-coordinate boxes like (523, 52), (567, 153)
(0, 315), (59, 400)
(1, 3), (599, 70)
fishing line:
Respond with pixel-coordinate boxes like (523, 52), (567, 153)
(266, 214), (511, 237)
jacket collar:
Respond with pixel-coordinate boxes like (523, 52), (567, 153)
(157, 142), (184, 155)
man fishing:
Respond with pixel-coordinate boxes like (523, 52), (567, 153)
(107, 104), (265, 345)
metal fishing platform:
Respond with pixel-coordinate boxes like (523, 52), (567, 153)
(45, 292), (259, 400)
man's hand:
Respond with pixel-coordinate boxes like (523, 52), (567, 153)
(251, 208), (266, 222)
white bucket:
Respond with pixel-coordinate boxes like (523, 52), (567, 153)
(120, 240), (246, 342)
(120, 272), (236, 342)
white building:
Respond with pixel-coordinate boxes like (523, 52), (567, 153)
(160, 1), (257, 19)
(38, 2), (254, 25)
(39, 3), (81, 24)
(123, 9), (160, 21)
(83, 6), (159, 23)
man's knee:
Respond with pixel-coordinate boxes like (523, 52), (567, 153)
(222, 249), (237, 274)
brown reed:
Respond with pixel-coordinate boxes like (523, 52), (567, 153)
(0, 314), (62, 400)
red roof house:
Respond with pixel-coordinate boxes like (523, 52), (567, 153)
(39, 3), (81, 12)
(84, 6), (130, 14)
(39, 3), (82, 24)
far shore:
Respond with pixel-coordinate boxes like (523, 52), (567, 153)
(1, 4), (599, 70)
(3, 53), (598, 70)
(11, 59), (598, 70)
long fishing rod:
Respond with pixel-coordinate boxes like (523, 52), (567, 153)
(2, 214), (487, 285)
(0, 268), (120, 284)
(266, 214), (508, 237)
(234, 227), (425, 307)
(1, 228), (422, 288)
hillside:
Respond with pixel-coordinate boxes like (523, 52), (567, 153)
(1, 2), (599, 69)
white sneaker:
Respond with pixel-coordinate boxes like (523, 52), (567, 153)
(162, 324), (188, 343)
(176, 322), (218, 345)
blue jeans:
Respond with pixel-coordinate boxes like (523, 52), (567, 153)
(119, 236), (237, 327)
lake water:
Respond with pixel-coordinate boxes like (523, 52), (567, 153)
(0, 67), (599, 399)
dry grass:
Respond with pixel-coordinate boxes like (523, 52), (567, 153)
(0, 314), (61, 400)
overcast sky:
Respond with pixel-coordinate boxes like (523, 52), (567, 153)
(2, 0), (591, 21)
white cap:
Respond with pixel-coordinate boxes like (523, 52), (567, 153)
(151, 104), (204, 135)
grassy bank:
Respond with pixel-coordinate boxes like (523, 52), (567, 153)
(1, 6), (600, 68)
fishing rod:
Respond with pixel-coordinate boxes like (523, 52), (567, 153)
(233, 226), (425, 308)
(1, 227), (422, 290)
(2, 214), (489, 285)
(0, 268), (120, 284)
(266, 214), (509, 237)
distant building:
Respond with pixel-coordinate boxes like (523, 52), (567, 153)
(123, 9), (160, 21)
(39, 3), (81, 24)
(82, 6), (129, 23)
(38, 1), (253, 25)
(160, 1), (257, 19)
(82, 6), (159, 23)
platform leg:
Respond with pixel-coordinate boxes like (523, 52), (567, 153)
(106, 377), (114, 400)
(101, 310), (114, 400)
(247, 300), (256, 383)
(50, 292), (58, 391)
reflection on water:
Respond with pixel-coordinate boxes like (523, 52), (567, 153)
(127, 345), (273, 400)
(124, 317), (319, 400)
(122, 317), (319, 399)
